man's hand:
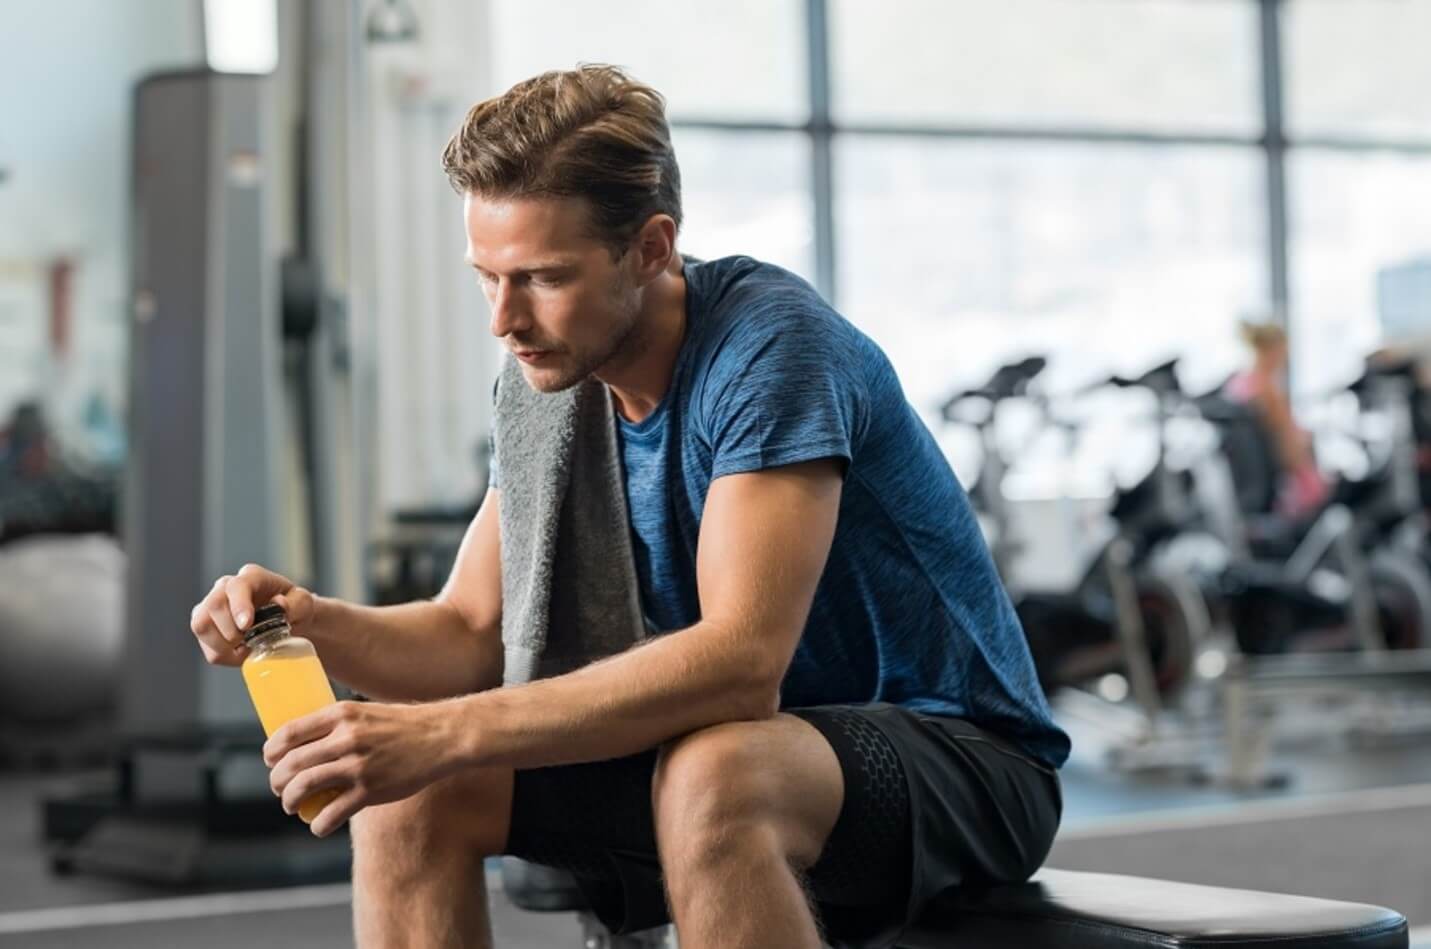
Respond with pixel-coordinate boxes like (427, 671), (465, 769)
(264, 700), (460, 837)
(189, 563), (316, 667)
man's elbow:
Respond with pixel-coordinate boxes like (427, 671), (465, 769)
(431, 596), (503, 693)
(702, 619), (788, 720)
(741, 656), (786, 721)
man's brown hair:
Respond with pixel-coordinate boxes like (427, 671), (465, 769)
(441, 64), (682, 256)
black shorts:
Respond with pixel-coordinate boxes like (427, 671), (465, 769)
(504, 703), (1062, 949)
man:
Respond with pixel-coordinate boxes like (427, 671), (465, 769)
(189, 65), (1068, 949)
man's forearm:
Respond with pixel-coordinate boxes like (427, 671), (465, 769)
(441, 620), (778, 771)
(308, 596), (503, 703)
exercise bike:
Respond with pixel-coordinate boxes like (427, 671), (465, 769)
(1193, 365), (1431, 657)
(939, 357), (1207, 713)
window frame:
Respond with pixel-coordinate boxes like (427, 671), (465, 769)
(665, 0), (1431, 392)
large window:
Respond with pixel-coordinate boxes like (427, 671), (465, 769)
(838, 141), (1265, 414)
(1282, 0), (1431, 395)
(1284, 0), (1431, 141)
(488, 0), (814, 276)
(670, 130), (814, 276)
(490, 0), (807, 123)
(484, 0), (1431, 415)
(830, 0), (1261, 135)
(1289, 152), (1431, 394)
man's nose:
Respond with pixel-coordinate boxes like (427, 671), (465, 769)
(488, 281), (531, 339)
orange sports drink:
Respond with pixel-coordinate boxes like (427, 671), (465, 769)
(240, 603), (341, 824)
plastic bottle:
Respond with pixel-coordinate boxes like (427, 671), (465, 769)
(240, 603), (341, 824)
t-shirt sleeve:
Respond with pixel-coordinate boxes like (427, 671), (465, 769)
(702, 315), (866, 480)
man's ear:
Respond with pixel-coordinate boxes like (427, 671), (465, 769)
(631, 213), (678, 286)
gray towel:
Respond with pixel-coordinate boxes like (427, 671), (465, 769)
(492, 356), (647, 685)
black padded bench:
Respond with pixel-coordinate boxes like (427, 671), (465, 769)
(902, 869), (1407, 948)
(502, 860), (1408, 948)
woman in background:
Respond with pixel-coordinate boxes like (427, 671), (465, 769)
(1224, 321), (1329, 520)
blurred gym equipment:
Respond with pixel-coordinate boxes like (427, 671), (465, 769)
(44, 68), (295, 883)
(0, 398), (122, 766)
(940, 354), (1431, 789)
(940, 358), (1207, 711)
(1195, 359), (1431, 787)
(0, 535), (123, 725)
(43, 27), (358, 881)
(0, 534), (124, 770)
(0, 402), (118, 547)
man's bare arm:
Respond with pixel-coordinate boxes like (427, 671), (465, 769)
(305, 489), (504, 702)
(436, 459), (843, 769)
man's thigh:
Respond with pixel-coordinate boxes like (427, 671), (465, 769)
(504, 713), (841, 869)
(501, 705), (1059, 946)
(501, 709), (913, 937)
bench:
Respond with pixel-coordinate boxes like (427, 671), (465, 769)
(502, 860), (1409, 948)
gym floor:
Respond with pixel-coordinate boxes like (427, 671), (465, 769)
(4, 706), (1431, 948)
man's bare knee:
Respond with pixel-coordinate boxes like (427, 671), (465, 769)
(351, 766), (514, 861)
(654, 719), (835, 871)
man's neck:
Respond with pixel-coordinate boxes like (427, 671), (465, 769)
(598, 255), (688, 424)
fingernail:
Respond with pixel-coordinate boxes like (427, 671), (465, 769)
(234, 611), (250, 628)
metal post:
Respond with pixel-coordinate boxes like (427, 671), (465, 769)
(1222, 662), (1258, 787)
(1333, 524), (1387, 653)
(806, 0), (836, 304)
(1259, 0), (1293, 384)
(1105, 538), (1163, 732)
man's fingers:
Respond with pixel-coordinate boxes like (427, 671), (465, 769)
(189, 568), (299, 666)
(264, 704), (345, 767)
(191, 577), (230, 632)
(190, 583), (244, 665)
(280, 759), (353, 816)
(230, 563), (291, 629)
(270, 729), (353, 797)
(208, 601), (243, 649)
(226, 584), (256, 632)
(309, 786), (367, 838)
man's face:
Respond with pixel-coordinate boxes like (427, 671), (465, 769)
(464, 193), (641, 392)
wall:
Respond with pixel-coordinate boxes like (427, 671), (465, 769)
(358, 0), (501, 515)
(0, 0), (202, 455)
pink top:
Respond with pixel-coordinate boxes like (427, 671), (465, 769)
(1223, 371), (1329, 519)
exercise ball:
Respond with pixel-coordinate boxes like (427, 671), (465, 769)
(0, 533), (125, 723)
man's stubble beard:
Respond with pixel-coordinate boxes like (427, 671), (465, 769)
(522, 280), (644, 394)
(522, 328), (633, 393)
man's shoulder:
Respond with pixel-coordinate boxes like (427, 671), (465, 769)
(690, 255), (825, 313)
(691, 256), (849, 357)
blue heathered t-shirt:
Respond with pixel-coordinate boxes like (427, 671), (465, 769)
(616, 255), (1070, 768)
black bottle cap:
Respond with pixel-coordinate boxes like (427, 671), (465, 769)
(243, 603), (289, 644)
